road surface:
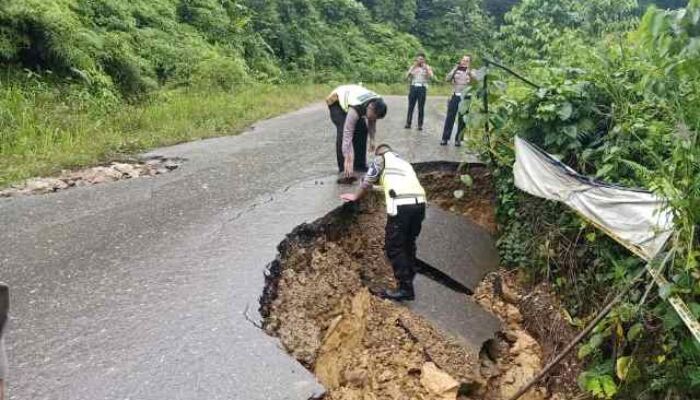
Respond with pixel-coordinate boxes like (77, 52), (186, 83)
(0, 96), (474, 399)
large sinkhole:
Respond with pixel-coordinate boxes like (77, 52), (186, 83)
(259, 163), (575, 400)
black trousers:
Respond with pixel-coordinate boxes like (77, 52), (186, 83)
(385, 203), (426, 284)
(329, 103), (368, 172)
(442, 94), (467, 142)
(406, 86), (427, 127)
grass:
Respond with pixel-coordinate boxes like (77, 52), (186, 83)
(0, 81), (457, 187)
(0, 83), (333, 187)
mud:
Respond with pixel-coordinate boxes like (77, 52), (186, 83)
(262, 196), (484, 399)
(261, 166), (579, 399)
(0, 156), (182, 197)
(416, 164), (496, 234)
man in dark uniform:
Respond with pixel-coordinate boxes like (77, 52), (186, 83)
(340, 144), (426, 301)
(326, 85), (388, 182)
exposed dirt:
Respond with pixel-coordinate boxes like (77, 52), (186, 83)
(263, 196), (485, 399)
(0, 156), (182, 197)
(473, 273), (548, 400)
(416, 164), (497, 234)
(519, 282), (582, 399)
(261, 165), (580, 400)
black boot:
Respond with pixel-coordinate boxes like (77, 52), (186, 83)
(375, 280), (415, 301)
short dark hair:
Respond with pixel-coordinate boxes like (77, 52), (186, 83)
(376, 143), (392, 155)
(370, 99), (387, 118)
(416, 52), (426, 58)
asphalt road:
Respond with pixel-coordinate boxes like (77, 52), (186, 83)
(0, 95), (474, 400)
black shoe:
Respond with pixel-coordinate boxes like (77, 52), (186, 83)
(455, 141), (462, 147)
(404, 124), (411, 129)
(417, 126), (423, 131)
(373, 281), (415, 301)
(440, 140), (448, 146)
(336, 174), (357, 185)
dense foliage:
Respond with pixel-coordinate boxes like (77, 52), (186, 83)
(463, 0), (699, 398)
(0, 0), (501, 99)
(1, 0), (697, 398)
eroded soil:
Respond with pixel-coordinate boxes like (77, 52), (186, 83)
(261, 166), (580, 399)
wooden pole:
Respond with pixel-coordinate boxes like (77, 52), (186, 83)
(506, 252), (671, 400)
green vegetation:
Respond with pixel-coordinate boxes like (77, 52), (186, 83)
(0, 81), (331, 185)
(462, 0), (700, 398)
(0, 0), (488, 184)
(1, 0), (697, 398)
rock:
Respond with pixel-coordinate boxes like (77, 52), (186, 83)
(23, 178), (68, 194)
(112, 163), (140, 178)
(315, 290), (371, 389)
(505, 304), (523, 324)
(145, 158), (162, 166)
(164, 161), (179, 171)
(343, 368), (368, 387)
(420, 362), (459, 400)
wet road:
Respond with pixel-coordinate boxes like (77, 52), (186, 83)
(0, 96), (475, 399)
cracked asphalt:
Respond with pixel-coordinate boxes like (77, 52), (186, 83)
(0, 95), (475, 399)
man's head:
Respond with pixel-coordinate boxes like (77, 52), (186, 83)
(367, 99), (387, 120)
(459, 55), (471, 68)
(415, 52), (426, 66)
(375, 143), (392, 156)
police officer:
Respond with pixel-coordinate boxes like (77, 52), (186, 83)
(441, 55), (475, 147)
(326, 85), (388, 182)
(340, 144), (426, 301)
(405, 53), (433, 130)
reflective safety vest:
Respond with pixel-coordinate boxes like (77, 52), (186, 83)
(379, 152), (426, 215)
(333, 85), (381, 112)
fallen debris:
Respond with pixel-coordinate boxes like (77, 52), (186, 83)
(261, 165), (580, 399)
(0, 157), (183, 197)
(421, 362), (460, 400)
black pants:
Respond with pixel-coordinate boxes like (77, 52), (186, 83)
(385, 203), (426, 284)
(406, 86), (427, 128)
(329, 103), (368, 173)
(442, 94), (468, 142)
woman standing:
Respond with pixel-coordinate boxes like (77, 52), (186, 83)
(405, 53), (433, 131)
(441, 55), (475, 146)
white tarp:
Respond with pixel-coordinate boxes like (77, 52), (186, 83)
(513, 136), (674, 261)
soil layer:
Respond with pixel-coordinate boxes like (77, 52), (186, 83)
(261, 165), (580, 399)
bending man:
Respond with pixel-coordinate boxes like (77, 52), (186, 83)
(326, 85), (388, 180)
(340, 144), (426, 301)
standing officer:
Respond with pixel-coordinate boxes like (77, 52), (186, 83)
(326, 85), (388, 182)
(340, 144), (426, 301)
(441, 55), (475, 147)
(405, 53), (433, 131)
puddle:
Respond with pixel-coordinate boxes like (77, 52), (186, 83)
(260, 164), (577, 399)
(0, 156), (184, 197)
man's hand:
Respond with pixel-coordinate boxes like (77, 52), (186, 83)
(343, 154), (354, 178)
(340, 193), (359, 202)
